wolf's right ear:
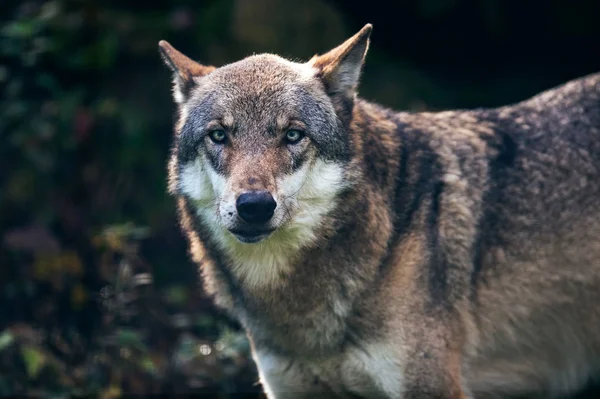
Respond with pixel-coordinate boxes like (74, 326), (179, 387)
(158, 41), (215, 104)
(309, 24), (372, 100)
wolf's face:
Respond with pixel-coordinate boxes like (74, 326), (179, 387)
(161, 26), (371, 256)
(175, 56), (349, 246)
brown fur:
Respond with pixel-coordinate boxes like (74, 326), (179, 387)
(160, 24), (600, 398)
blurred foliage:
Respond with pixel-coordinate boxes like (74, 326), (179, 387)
(1, 219), (258, 397)
(1, 0), (599, 397)
(0, 1), (262, 396)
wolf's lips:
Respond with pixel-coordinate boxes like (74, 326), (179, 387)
(229, 228), (275, 243)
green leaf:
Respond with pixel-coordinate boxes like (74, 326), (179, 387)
(21, 346), (46, 378)
(117, 328), (148, 352)
(140, 356), (157, 375)
(0, 331), (14, 351)
(165, 285), (188, 305)
(1, 21), (36, 39)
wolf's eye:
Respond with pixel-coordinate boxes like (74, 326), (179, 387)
(208, 130), (227, 144)
(285, 129), (304, 144)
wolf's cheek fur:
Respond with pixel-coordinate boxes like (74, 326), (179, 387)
(279, 159), (348, 242)
(179, 156), (229, 236)
(179, 158), (213, 204)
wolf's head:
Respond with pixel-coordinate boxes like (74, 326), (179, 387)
(160, 25), (371, 267)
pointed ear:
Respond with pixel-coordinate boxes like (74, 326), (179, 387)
(158, 40), (215, 103)
(309, 24), (372, 99)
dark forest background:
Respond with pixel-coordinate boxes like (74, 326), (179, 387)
(1, 0), (600, 397)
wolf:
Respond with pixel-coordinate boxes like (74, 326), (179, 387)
(158, 24), (600, 398)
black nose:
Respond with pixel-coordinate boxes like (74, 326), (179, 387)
(236, 191), (277, 224)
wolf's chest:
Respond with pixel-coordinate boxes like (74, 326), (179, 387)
(239, 297), (350, 356)
(253, 341), (404, 398)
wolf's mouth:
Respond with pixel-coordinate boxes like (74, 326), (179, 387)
(229, 228), (275, 244)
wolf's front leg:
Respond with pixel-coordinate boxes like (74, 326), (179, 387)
(402, 360), (471, 399)
(252, 350), (338, 399)
(400, 320), (472, 399)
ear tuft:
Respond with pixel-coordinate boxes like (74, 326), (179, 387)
(309, 24), (372, 98)
(158, 41), (215, 103)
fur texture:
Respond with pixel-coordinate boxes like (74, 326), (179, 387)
(160, 24), (600, 398)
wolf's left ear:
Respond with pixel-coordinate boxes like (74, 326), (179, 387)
(309, 24), (372, 99)
(158, 41), (215, 104)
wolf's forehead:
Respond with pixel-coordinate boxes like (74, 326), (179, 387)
(213, 54), (314, 86)
(199, 55), (315, 102)
(188, 55), (322, 122)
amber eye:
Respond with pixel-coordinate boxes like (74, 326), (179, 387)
(285, 129), (304, 144)
(208, 129), (226, 144)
